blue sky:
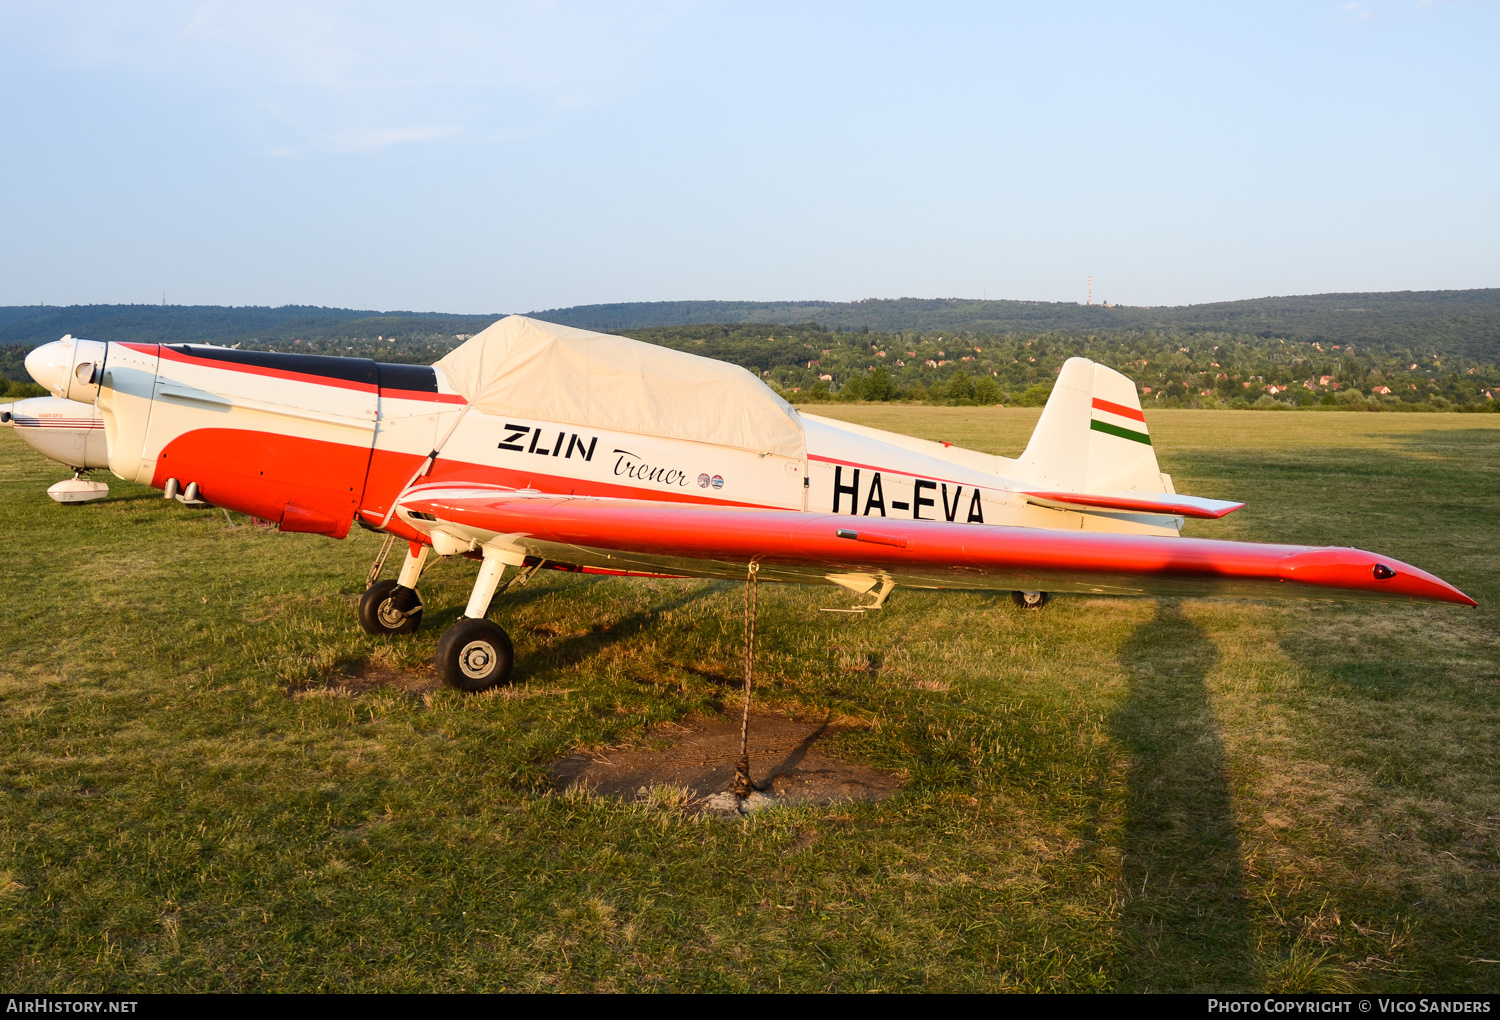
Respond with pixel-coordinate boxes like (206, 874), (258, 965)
(1, 1), (1495, 312)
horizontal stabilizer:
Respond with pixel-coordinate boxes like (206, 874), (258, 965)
(1021, 491), (1245, 519)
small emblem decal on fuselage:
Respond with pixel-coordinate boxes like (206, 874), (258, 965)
(698, 473), (711, 488)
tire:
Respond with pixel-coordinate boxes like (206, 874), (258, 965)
(1010, 590), (1050, 610)
(435, 618), (515, 692)
(359, 579), (423, 636)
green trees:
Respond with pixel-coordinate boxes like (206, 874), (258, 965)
(945, 373), (975, 403)
(1017, 383), (1052, 407)
(839, 374), (869, 401)
(7, 301), (1493, 412)
(0, 378), (46, 398)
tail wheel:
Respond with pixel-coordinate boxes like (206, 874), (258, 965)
(1011, 590), (1050, 610)
(436, 618), (515, 692)
(359, 579), (423, 636)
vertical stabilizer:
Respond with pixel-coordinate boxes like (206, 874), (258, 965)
(1017, 358), (1166, 494)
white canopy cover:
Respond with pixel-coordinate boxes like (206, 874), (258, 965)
(434, 315), (805, 458)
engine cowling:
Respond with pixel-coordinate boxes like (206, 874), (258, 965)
(24, 335), (107, 403)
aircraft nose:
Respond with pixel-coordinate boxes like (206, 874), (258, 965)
(24, 338), (74, 397)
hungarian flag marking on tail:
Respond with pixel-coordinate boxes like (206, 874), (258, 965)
(1090, 397), (1151, 445)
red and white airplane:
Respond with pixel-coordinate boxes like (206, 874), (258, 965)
(22, 317), (1475, 691)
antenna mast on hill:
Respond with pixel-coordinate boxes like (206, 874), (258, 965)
(1088, 276), (1092, 306)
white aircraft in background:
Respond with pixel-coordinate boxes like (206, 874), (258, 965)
(1, 348), (111, 502)
(22, 317), (1474, 695)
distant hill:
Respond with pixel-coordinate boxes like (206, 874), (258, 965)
(3, 289), (1498, 358)
(0, 304), (501, 349)
(0, 304), (504, 383)
(531, 290), (1500, 360)
(1, 291), (1495, 411)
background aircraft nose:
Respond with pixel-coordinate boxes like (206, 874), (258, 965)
(24, 338), (74, 397)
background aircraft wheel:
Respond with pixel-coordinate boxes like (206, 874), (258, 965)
(359, 579), (423, 636)
(436, 618), (515, 692)
(1010, 590), (1050, 610)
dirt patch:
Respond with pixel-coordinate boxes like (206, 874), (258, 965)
(553, 712), (900, 812)
(290, 660), (441, 698)
(345, 662), (440, 694)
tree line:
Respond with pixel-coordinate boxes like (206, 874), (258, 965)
(621, 323), (1498, 412)
(2, 299), (1497, 412)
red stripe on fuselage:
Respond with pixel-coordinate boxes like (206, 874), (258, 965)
(358, 447), (790, 524)
(808, 452), (970, 488)
(121, 343), (462, 403)
(1092, 397), (1146, 422)
(155, 345), (377, 393)
(13, 420), (103, 428)
(380, 388), (466, 404)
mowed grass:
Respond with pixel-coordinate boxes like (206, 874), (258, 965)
(0, 409), (1497, 992)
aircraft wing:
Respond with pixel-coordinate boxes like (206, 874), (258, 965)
(397, 484), (1475, 606)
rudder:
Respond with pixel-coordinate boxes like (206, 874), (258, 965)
(1017, 357), (1167, 494)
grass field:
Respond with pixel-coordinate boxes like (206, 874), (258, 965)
(1, 409), (1497, 992)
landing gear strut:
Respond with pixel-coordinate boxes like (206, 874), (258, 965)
(1011, 590), (1050, 610)
(359, 542), (428, 635)
(434, 544), (519, 691)
(359, 580), (423, 635)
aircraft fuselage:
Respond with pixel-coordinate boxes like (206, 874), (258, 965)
(40, 341), (1179, 546)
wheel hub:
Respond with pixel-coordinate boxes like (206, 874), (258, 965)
(376, 598), (406, 629)
(458, 640), (495, 679)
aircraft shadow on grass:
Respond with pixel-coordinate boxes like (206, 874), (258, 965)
(1112, 602), (1255, 990)
(497, 579), (731, 682)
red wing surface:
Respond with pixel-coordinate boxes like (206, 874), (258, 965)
(399, 486), (1475, 606)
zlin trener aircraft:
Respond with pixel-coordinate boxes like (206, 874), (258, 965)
(19, 317), (1475, 691)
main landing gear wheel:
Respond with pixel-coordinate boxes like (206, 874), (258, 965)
(1011, 590), (1050, 610)
(358, 579), (423, 636)
(436, 618), (515, 692)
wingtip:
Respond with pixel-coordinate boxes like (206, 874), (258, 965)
(1278, 548), (1477, 606)
(1200, 501), (1247, 520)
